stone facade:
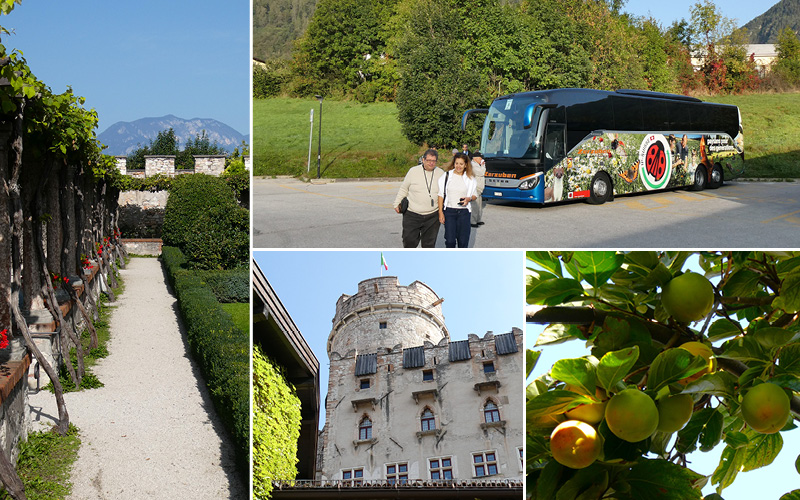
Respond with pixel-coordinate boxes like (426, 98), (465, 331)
(320, 277), (524, 484)
(117, 190), (168, 238)
(193, 155), (226, 176)
(244, 155), (251, 171)
(144, 156), (176, 177)
(115, 156), (127, 176)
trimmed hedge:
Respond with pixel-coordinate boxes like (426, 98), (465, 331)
(203, 269), (249, 303)
(160, 246), (249, 480)
(183, 204), (249, 271)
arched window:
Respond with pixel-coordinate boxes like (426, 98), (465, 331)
(484, 401), (500, 423)
(359, 416), (372, 440)
(421, 408), (436, 431)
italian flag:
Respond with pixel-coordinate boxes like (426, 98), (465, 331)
(381, 253), (388, 271)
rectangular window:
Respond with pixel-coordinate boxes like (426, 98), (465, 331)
(473, 452), (498, 477)
(429, 457), (453, 480)
(386, 463), (408, 484)
(423, 369), (434, 381)
(342, 468), (364, 485)
(379, 321), (387, 329)
(360, 379), (370, 389)
(483, 361), (495, 373)
(518, 447), (524, 471)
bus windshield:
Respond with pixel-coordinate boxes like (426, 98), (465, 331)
(481, 96), (546, 159)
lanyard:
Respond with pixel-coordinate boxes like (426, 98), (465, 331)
(423, 167), (435, 206)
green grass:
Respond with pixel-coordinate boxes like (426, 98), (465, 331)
(696, 93), (800, 179)
(221, 302), (249, 336)
(0, 425), (81, 500)
(256, 93), (800, 180)
(253, 97), (421, 178)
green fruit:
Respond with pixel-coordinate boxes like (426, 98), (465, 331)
(550, 420), (603, 469)
(565, 385), (608, 425)
(657, 394), (694, 433)
(741, 383), (790, 434)
(605, 389), (659, 442)
(661, 272), (715, 323)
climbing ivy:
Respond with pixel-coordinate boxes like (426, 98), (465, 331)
(253, 343), (301, 499)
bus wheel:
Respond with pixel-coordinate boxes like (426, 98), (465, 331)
(690, 166), (707, 191)
(708, 163), (724, 189)
(589, 172), (612, 205)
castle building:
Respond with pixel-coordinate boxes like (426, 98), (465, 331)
(318, 276), (523, 485)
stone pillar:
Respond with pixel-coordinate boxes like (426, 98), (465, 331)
(115, 156), (127, 176)
(193, 155), (227, 176)
(144, 156), (176, 178)
(244, 155), (251, 171)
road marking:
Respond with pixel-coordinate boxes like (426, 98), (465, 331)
(761, 209), (800, 225)
(277, 183), (393, 209)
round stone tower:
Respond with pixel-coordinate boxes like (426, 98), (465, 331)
(327, 276), (449, 356)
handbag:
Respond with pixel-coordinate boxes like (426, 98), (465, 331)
(399, 197), (409, 214)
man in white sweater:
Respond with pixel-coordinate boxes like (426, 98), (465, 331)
(393, 149), (444, 248)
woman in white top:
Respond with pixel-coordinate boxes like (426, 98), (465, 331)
(437, 153), (477, 248)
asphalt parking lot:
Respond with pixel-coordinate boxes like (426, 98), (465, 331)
(253, 177), (800, 248)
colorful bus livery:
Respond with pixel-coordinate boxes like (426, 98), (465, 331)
(463, 88), (744, 205)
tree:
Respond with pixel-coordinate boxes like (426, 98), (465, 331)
(526, 251), (800, 499)
(775, 27), (800, 85)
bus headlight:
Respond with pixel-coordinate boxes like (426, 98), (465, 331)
(518, 176), (540, 190)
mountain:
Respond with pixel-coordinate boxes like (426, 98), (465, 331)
(98, 115), (248, 156)
(742, 0), (800, 43)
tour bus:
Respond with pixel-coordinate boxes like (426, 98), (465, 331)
(461, 88), (744, 204)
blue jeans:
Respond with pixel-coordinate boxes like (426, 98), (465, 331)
(444, 207), (471, 248)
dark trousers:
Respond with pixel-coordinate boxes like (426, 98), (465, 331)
(402, 211), (440, 248)
(443, 207), (471, 248)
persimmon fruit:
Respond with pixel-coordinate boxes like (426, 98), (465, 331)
(741, 383), (790, 434)
(656, 394), (694, 433)
(662, 272), (714, 323)
(605, 389), (659, 442)
(678, 341), (717, 385)
(549, 420), (603, 469)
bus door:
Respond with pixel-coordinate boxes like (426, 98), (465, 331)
(542, 123), (566, 171)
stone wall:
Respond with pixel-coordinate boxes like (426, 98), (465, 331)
(194, 155), (226, 176)
(122, 239), (162, 256)
(0, 352), (31, 465)
(117, 190), (168, 238)
(244, 155), (251, 171)
(144, 156), (176, 177)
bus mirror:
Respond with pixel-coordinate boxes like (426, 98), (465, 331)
(461, 108), (489, 131)
(523, 104), (536, 129)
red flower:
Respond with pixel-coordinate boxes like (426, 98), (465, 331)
(0, 329), (8, 350)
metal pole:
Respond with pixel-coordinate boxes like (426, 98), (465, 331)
(307, 108), (314, 173)
(315, 95), (323, 179)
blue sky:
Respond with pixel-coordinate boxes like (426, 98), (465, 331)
(526, 254), (800, 500)
(0, 0), (249, 135)
(623, 0), (775, 29)
(255, 250), (524, 428)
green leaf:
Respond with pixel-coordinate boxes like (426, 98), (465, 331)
(526, 390), (594, 420)
(796, 453), (800, 474)
(682, 371), (738, 398)
(770, 373), (800, 392)
(751, 327), (799, 350)
(780, 490), (800, 500)
(720, 335), (770, 363)
(722, 268), (761, 298)
(536, 459), (564, 500)
(648, 349), (709, 392)
(526, 349), (541, 379)
(597, 346), (640, 393)
(742, 429), (783, 472)
(707, 319), (741, 342)
(527, 277), (584, 305)
(572, 251), (624, 288)
(551, 358), (597, 396)
(535, 324), (584, 346)
(723, 431), (749, 449)
(779, 268), (800, 313)
(527, 251), (563, 278)
(677, 408), (724, 454)
(704, 495), (726, 500)
(556, 465), (608, 500)
(711, 444), (746, 493)
(624, 458), (704, 499)
(778, 343), (800, 375)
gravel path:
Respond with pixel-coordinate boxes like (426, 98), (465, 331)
(28, 257), (247, 500)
